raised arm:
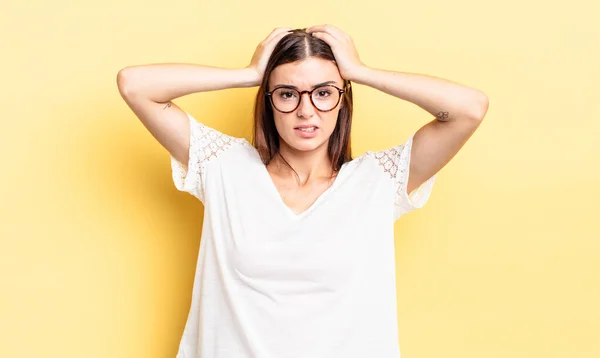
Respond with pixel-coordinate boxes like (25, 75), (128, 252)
(351, 67), (488, 194)
(116, 28), (292, 166)
(307, 24), (489, 195)
(116, 65), (258, 166)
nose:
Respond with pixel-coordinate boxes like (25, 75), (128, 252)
(296, 92), (316, 118)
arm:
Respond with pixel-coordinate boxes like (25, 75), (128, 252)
(351, 67), (488, 124)
(116, 65), (259, 166)
(117, 64), (259, 102)
(351, 67), (489, 194)
(116, 27), (292, 166)
(307, 24), (489, 195)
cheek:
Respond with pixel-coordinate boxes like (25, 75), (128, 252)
(273, 116), (290, 136)
(322, 113), (340, 135)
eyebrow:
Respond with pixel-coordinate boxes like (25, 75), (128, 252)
(272, 81), (340, 90)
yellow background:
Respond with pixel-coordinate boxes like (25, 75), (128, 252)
(2, 0), (599, 357)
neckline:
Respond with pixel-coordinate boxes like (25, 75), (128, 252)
(250, 143), (353, 220)
(263, 163), (349, 220)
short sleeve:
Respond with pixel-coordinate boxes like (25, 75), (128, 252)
(368, 134), (437, 220)
(170, 113), (243, 203)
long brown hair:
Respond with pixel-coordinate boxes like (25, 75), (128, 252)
(252, 28), (354, 173)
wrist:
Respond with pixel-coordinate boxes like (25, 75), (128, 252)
(241, 66), (262, 87)
(347, 65), (372, 85)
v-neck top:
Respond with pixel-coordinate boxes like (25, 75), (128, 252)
(170, 113), (437, 358)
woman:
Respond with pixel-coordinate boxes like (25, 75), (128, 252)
(117, 25), (488, 358)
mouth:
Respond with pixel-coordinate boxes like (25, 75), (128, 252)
(294, 126), (319, 133)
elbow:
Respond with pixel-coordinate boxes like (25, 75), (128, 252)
(467, 91), (489, 122)
(116, 67), (136, 98)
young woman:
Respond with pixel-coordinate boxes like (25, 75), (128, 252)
(117, 25), (488, 358)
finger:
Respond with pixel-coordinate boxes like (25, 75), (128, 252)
(265, 30), (292, 49)
(307, 24), (345, 41)
(311, 31), (338, 47)
(265, 27), (293, 43)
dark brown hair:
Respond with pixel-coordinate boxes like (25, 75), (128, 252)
(252, 28), (354, 173)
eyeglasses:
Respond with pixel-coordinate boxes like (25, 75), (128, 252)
(266, 84), (346, 113)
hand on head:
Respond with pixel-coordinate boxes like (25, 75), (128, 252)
(306, 24), (364, 81)
(247, 28), (293, 82)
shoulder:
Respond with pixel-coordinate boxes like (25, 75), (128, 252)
(361, 136), (413, 180)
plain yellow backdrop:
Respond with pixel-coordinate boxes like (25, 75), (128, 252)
(1, 0), (599, 357)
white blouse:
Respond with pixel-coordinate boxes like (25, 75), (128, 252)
(171, 113), (436, 358)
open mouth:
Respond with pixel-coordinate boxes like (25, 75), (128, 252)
(294, 126), (318, 133)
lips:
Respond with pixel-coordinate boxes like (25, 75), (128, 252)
(294, 125), (319, 129)
(294, 125), (319, 136)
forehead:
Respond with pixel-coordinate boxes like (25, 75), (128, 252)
(269, 57), (342, 88)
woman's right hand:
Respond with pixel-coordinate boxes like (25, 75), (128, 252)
(247, 28), (293, 85)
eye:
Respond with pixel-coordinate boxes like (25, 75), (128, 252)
(315, 89), (332, 98)
(278, 90), (297, 99)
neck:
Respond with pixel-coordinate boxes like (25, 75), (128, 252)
(273, 141), (335, 185)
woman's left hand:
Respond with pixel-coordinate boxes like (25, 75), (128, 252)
(306, 24), (366, 82)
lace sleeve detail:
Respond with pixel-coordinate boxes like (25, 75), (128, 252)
(170, 113), (244, 203)
(366, 134), (437, 220)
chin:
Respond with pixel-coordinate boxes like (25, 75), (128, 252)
(292, 142), (322, 152)
(283, 135), (328, 153)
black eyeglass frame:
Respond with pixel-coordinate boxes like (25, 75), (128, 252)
(265, 83), (349, 113)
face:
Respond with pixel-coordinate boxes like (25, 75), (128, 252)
(268, 57), (345, 153)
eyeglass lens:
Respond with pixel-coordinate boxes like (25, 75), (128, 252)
(271, 85), (340, 112)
